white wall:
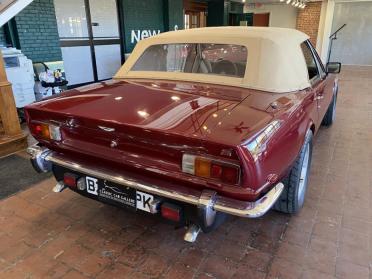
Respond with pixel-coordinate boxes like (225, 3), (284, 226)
(243, 3), (298, 29)
(331, 1), (372, 65)
(317, 0), (372, 65)
(317, 0), (335, 63)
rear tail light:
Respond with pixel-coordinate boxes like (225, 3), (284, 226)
(182, 154), (240, 184)
(30, 122), (61, 141)
(64, 173), (78, 188)
(161, 203), (182, 222)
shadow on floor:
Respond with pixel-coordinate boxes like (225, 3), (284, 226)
(0, 153), (51, 199)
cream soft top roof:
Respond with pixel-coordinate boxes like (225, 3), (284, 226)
(114, 27), (311, 93)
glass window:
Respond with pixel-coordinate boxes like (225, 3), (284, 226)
(54, 0), (89, 38)
(301, 42), (320, 82)
(131, 43), (248, 78)
(89, 0), (119, 38)
(308, 42), (326, 79)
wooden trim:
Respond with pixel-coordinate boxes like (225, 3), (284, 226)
(0, 133), (28, 158)
(0, 0), (16, 13)
(0, 52), (22, 136)
(0, 52), (28, 157)
(184, 0), (207, 13)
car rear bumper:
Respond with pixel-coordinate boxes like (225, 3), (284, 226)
(27, 144), (284, 218)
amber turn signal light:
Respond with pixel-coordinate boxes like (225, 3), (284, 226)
(182, 154), (240, 185)
(33, 123), (50, 139)
(31, 122), (62, 141)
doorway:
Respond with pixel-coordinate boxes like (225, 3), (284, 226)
(184, 0), (207, 29)
(229, 13), (253, 26)
(253, 13), (270, 27)
(54, 0), (123, 86)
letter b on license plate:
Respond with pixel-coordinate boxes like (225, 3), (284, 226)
(136, 191), (153, 212)
(86, 177), (98, 195)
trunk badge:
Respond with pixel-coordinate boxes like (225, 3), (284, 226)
(110, 140), (118, 148)
(98, 126), (115, 132)
(66, 119), (76, 128)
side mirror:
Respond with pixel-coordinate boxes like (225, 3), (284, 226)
(326, 62), (341, 74)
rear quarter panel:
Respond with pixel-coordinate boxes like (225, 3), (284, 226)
(238, 88), (318, 197)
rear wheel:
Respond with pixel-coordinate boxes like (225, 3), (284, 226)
(274, 129), (313, 214)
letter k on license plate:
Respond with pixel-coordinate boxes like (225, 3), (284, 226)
(136, 191), (154, 212)
(85, 176), (154, 212)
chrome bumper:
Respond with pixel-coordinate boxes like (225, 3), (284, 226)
(27, 145), (284, 218)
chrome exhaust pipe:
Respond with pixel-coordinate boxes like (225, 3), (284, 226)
(184, 224), (201, 243)
(53, 181), (66, 193)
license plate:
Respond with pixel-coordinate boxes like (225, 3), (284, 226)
(85, 176), (153, 212)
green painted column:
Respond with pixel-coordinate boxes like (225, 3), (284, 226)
(0, 27), (6, 46)
(120, 0), (184, 54)
(121, 0), (164, 53)
(207, 0), (229, 27)
(165, 0), (184, 31)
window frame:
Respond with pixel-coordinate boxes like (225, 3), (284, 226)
(301, 40), (321, 86)
(307, 41), (326, 80)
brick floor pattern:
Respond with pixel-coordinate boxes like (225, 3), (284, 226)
(0, 66), (371, 279)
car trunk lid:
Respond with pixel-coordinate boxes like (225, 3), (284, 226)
(27, 79), (251, 165)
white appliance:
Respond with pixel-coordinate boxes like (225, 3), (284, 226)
(1, 47), (35, 108)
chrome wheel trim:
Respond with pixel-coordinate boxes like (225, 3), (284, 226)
(298, 143), (310, 205)
(332, 95), (337, 121)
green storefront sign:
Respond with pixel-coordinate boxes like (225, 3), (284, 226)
(120, 0), (183, 54)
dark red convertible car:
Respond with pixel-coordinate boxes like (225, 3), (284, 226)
(26, 27), (340, 242)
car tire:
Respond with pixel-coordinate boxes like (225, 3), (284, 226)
(322, 89), (338, 127)
(273, 129), (313, 214)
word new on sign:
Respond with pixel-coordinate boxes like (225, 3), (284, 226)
(130, 26), (178, 44)
(131, 30), (161, 44)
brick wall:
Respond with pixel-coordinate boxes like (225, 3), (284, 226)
(0, 27), (6, 46)
(296, 2), (322, 46)
(14, 0), (62, 62)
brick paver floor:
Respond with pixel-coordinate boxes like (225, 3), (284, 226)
(0, 66), (371, 279)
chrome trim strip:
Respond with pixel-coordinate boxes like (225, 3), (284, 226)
(27, 145), (284, 218)
(98, 126), (115, 132)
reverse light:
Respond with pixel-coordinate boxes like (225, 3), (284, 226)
(182, 154), (240, 184)
(31, 122), (61, 141)
(76, 177), (86, 191)
(49, 124), (62, 141)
